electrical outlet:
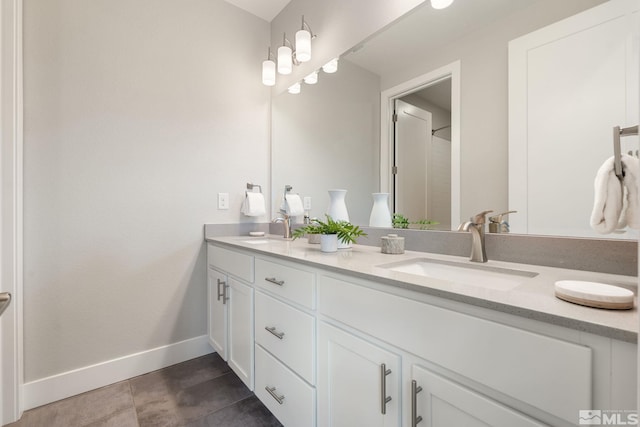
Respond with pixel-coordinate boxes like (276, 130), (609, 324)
(218, 193), (229, 210)
(303, 196), (312, 210)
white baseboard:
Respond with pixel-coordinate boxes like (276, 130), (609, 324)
(23, 335), (213, 411)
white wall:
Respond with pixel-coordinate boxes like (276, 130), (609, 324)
(23, 0), (269, 385)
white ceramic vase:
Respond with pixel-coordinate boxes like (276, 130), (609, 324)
(369, 192), (392, 227)
(327, 189), (351, 249)
(327, 189), (349, 222)
(320, 234), (338, 253)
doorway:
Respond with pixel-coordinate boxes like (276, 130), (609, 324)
(381, 61), (460, 230)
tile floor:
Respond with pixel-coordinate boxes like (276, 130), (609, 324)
(8, 353), (282, 427)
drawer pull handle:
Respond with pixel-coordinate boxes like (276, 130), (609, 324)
(265, 326), (285, 340)
(265, 277), (285, 286)
(216, 278), (227, 304)
(380, 363), (392, 415)
(411, 380), (423, 426)
(265, 386), (285, 404)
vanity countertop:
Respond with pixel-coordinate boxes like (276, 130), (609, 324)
(207, 235), (638, 343)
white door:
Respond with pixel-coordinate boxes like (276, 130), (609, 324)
(0, 0), (22, 423)
(411, 365), (545, 427)
(394, 99), (432, 221)
(207, 269), (228, 359)
(227, 277), (253, 389)
(318, 322), (401, 427)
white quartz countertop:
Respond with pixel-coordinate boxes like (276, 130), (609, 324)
(207, 235), (638, 342)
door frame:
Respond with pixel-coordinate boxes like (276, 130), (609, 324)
(381, 60), (460, 229)
(0, 0), (23, 423)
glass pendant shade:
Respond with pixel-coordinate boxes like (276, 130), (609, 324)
(262, 60), (276, 86)
(322, 58), (339, 74)
(288, 82), (301, 94)
(304, 71), (318, 85)
(295, 29), (312, 62)
(278, 45), (293, 75)
(430, 0), (454, 9)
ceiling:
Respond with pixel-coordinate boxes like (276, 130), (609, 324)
(224, 0), (291, 22)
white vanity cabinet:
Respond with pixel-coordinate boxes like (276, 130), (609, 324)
(253, 257), (317, 427)
(207, 244), (255, 389)
(318, 322), (401, 427)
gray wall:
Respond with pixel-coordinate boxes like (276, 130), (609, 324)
(23, 0), (269, 381)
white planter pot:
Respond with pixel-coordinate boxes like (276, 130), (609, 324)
(308, 234), (321, 244)
(320, 234), (338, 253)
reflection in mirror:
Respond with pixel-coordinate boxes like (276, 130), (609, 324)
(394, 78), (452, 230)
(271, 0), (621, 238)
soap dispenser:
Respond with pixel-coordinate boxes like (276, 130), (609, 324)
(488, 211), (517, 233)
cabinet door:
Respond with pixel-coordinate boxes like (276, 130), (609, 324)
(411, 365), (545, 427)
(318, 322), (400, 427)
(227, 277), (254, 390)
(207, 268), (228, 360)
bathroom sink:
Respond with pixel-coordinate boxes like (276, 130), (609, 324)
(378, 257), (538, 290)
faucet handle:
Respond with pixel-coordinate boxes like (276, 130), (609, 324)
(472, 210), (493, 224)
(489, 210), (517, 223)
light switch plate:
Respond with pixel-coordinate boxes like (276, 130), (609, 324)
(303, 196), (312, 210)
(218, 193), (229, 210)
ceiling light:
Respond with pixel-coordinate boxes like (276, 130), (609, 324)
(288, 82), (301, 94)
(430, 0), (454, 9)
(304, 71), (318, 85)
(322, 58), (339, 74)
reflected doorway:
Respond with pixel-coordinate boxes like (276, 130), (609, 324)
(393, 78), (452, 230)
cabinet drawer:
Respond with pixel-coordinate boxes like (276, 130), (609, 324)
(208, 244), (254, 283)
(255, 291), (315, 384)
(255, 344), (315, 427)
(319, 275), (592, 424)
(255, 258), (315, 308)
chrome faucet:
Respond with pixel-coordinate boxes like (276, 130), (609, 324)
(458, 210), (493, 263)
(273, 184), (294, 239)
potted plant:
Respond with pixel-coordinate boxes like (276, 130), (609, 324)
(293, 215), (367, 252)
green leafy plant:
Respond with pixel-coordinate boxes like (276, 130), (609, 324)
(293, 215), (367, 244)
(393, 213), (439, 230)
(392, 213), (410, 229)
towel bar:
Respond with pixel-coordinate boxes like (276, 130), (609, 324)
(613, 125), (638, 179)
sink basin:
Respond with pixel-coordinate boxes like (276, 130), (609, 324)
(378, 257), (538, 290)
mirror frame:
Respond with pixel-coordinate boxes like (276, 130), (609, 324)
(380, 60), (461, 229)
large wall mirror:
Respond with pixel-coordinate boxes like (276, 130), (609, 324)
(271, 0), (638, 240)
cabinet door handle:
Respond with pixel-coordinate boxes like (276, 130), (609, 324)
(265, 326), (285, 340)
(265, 277), (285, 286)
(217, 278), (228, 304)
(411, 380), (423, 427)
(265, 386), (285, 404)
(380, 363), (392, 415)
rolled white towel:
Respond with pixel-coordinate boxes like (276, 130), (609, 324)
(590, 156), (625, 234)
(622, 154), (640, 229)
(285, 194), (304, 216)
(241, 192), (266, 217)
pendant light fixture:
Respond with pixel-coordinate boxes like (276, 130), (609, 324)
(277, 33), (293, 75)
(261, 15), (318, 87)
(430, 0), (454, 9)
(261, 47), (276, 86)
(295, 16), (313, 63)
